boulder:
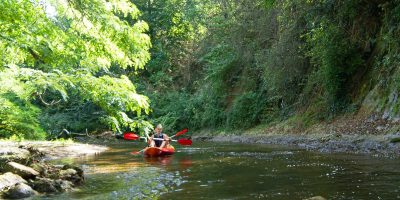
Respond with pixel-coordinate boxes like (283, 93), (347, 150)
(0, 148), (30, 172)
(59, 168), (83, 185)
(60, 165), (84, 184)
(0, 172), (27, 192)
(31, 178), (73, 193)
(3, 183), (37, 199)
(55, 179), (74, 192)
(31, 177), (59, 193)
(4, 162), (39, 179)
(30, 163), (47, 176)
(63, 164), (84, 176)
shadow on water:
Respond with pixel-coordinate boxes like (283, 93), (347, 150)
(37, 142), (400, 200)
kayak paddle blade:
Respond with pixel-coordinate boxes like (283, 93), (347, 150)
(124, 132), (139, 140)
(174, 128), (188, 137)
(177, 138), (192, 146)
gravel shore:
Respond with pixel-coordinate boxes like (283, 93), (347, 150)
(193, 133), (400, 157)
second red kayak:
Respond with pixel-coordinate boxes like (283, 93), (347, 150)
(144, 146), (175, 157)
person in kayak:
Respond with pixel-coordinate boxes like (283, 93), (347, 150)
(149, 124), (170, 149)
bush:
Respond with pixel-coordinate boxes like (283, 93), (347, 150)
(226, 92), (266, 130)
(0, 93), (46, 140)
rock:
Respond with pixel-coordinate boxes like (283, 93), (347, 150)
(59, 168), (84, 185)
(55, 179), (74, 192)
(61, 164), (84, 184)
(60, 168), (77, 176)
(31, 178), (73, 193)
(19, 146), (45, 163)
(4, 162), (39, 179)
(0, 147), (30, 172)
(30, 163), (47, 175)
(31, 177), (59, 193)
(25, 146), (45, 158)
(0, 172), (27, 192)
(3, 183), (37, 199)
(63, 164), (84, 176)
(303, 196), (327, 200)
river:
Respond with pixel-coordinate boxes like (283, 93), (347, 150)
(37, 142), (399, 199)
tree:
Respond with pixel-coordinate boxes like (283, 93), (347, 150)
(0, 0), (152, 139)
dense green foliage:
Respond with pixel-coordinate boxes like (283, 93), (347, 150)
(2, 0), (400, 139)
(0, 0), (151, 139)
(138, 0), (400, 132)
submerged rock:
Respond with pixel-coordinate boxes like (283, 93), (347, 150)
(3, 183), (38, 199)
(4, 162), (39, 179)
(0, 172), (27, 192)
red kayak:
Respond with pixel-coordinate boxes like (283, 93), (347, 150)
(144, 146), (175, 157)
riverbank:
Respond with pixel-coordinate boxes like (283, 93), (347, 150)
(0, 141), (108, 160)
(0, 141), (108, 199)
(193, 116), (400, 157)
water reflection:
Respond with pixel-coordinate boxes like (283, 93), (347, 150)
(143, 155), (193, 170)
(178, 157), (193, 169)
(144, 156), (173, 166)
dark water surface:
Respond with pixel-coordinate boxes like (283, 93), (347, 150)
(39, 142), (399, 199)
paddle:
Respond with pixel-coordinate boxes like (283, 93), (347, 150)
(130, 138), (192, 155)
(127, 130), (148, 155)
(151, 138), (192, 146)
(124, 129), (189, 142)
(126, 137), (192, 146)
(171, 128), (188, 139)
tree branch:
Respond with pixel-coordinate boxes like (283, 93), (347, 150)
(34, 92), (62, 106)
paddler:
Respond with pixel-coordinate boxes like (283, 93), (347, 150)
(148, 124), (170, 149)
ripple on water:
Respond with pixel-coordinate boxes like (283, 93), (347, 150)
(214, 150), (294, 160)
(178, 147), (214, 154)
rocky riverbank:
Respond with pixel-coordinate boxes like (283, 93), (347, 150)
(193, 116), (400, 158)
(194, 133), (400, 157)
(0, 141), (108, 199)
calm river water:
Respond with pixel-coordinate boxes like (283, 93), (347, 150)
(38, 142), (399, 199)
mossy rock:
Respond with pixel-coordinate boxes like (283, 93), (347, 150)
(0, 148), (31, 173)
